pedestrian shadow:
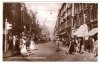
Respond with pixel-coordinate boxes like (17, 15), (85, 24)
(34, 49), (38, 51)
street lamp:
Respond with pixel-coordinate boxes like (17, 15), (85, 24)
(34, 9), (56, 15)
(4, 18), (12, 52)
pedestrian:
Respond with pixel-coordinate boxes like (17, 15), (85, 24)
(29, 38), (35, 53)
(75, 38), (79, 52)
(67, 38), (70, 47)
(15, 36), (21, 55)
(84, 39), (88, 51)
(55, 36), (62, 52)
(78, 37), (83, 54)
(20, 37), (29, 56)
(8, 33), (13, 50)
(8, 33), (15, 56)
(68, 37), (75, 55)
(26, 37), (30, 51)
(53, 38), (56, 44)
(13, 35), (16, 50)
(63, 38), (66, 45)
(88, 37), (94, 53)
(93, 39), (98, 57)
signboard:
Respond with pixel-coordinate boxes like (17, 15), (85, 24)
(5, 19), (12, 30)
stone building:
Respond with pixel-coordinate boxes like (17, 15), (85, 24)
(3, 3), (42, 52)
(54, 3), (98, 39)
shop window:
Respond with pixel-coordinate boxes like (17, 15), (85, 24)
(79, 3), (81, 12)
(83, 3), (85, 9)
(76, 15), (79, 26)
(87, 23), (92, 31)
(91, 8), (94, 18)
(92, 21), (97, 28)
(94, 7), (97, 20)
(80, 3), (82, 11)
(73, 18), (75, 28)
(74, 4), (77, 14)
(80, 16), (83, 25)
(85, 10), (90, 24)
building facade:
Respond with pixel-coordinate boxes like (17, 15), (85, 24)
(3, 3), (22, 52)
(3, 3), (42, 52)
(54, 3), (98, 39)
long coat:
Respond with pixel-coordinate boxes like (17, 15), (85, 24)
(69, 41), (75, 54)
(15, 39), (20, 52)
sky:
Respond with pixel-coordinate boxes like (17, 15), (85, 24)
(25, 3), (62, 38)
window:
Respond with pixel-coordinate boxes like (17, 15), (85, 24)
(80, 3), (82, 11)
(74, 4), (76, 14)
(87, 10), (90, 22)
(94, 5), (98, 20)
(91, 9), (94, 20)
(77, 4), (79, 13)
(83, 3), (85, 9)
(82, 3), (83, 10)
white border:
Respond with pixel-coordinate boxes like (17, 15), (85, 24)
(0, 0), (3, 63)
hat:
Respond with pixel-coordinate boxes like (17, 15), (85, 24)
(22, 37), (26, 39)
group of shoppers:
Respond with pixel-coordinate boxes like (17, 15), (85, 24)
(8, 32), (35, 56)
(55, 35), (98, 57)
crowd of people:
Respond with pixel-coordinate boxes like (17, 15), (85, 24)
(55, 34), (98, 57)
(8, 32), (36, 56)
(7, 31), (98, 57)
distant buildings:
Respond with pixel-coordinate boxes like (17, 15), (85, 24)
(54, 3), (98, 39)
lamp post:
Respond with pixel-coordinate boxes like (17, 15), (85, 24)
(5, 18), (7, 52)
(4, 18), (12, 52)
(21, 3), (25, 35)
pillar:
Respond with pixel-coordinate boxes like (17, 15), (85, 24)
(4, 18), (8, 52)
(71, 3), (74, 36)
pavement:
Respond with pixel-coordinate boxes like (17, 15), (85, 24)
(3, 51), (12, 58)
(3, 41), (97, 61)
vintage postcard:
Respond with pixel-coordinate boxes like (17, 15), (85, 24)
(3, 2), (98, 62)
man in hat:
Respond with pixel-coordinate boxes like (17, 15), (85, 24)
(55, 36), (62, 52)
(68, 37), (76, 54)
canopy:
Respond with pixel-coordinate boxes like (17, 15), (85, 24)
(73, 24), (88, 37)
(85, 28), (98, 36)
(60, 31), (67, 35)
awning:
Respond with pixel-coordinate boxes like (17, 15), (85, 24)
(73, 24), (88, 37)
(60, 31), (67, 35)
(85, 28), (98, 36)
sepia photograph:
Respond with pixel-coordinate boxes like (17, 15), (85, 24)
(3, 2), (98, 61)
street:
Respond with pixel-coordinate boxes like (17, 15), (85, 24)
(3, 3), (98, 62)
(3, 41), (97, 61)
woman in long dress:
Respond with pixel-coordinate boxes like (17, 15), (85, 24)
(29, 38), (35, 53)
(20, 38), (29, 56)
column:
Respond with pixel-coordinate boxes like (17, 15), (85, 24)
(83, 12), (86, 24)
(71, 3), (74, 36)
(5, 18), (8, 52)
